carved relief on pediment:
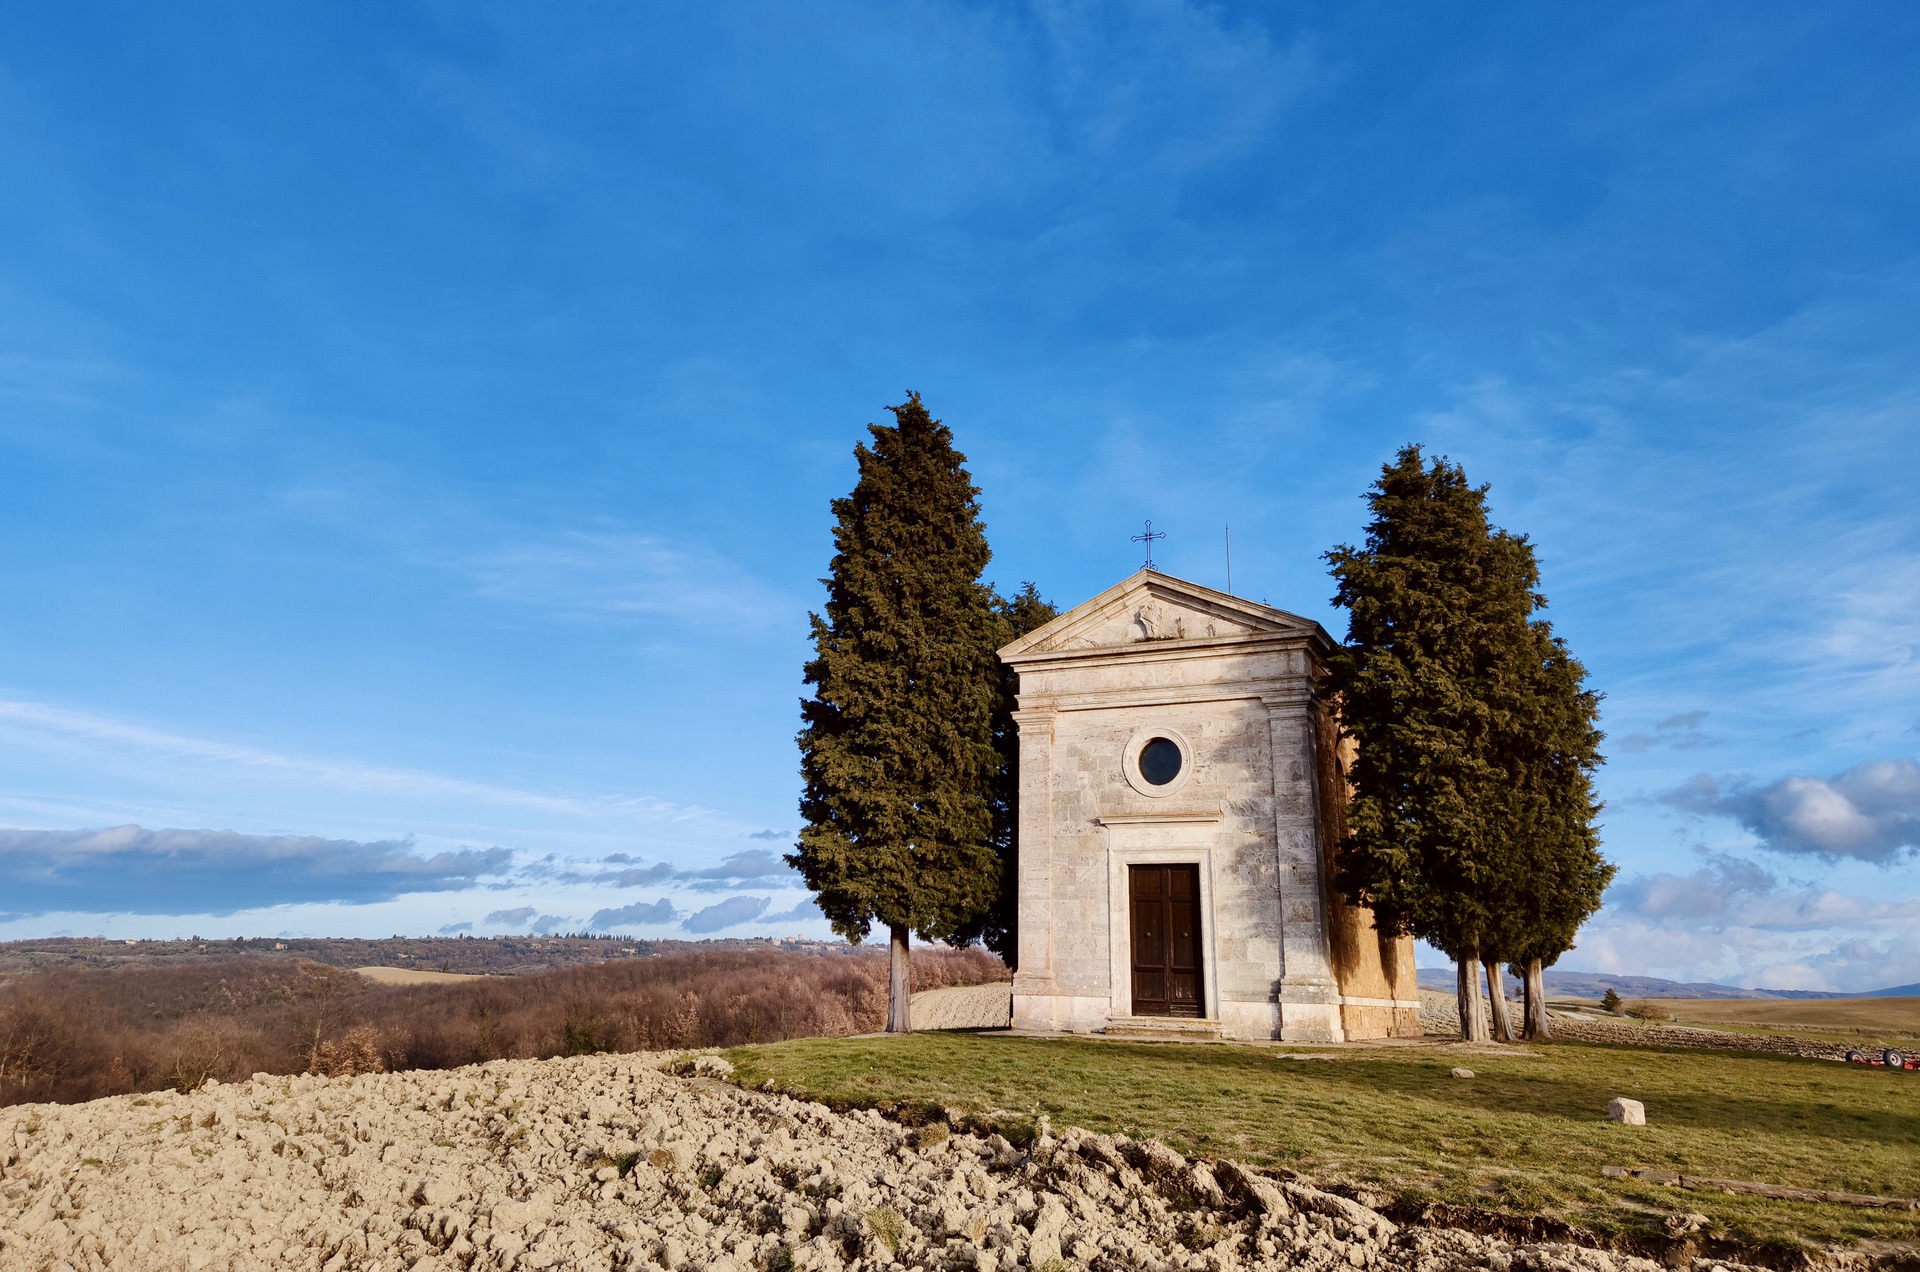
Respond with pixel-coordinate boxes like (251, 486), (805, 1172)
(1031, 601), (1253, 650)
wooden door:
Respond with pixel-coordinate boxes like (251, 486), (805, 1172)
(1129, 864), (1203, 1017)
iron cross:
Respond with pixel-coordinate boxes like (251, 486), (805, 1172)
(1131, 519), (1166, 571)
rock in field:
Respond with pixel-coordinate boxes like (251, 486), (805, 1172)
(1607, 1097), (1647, 1125)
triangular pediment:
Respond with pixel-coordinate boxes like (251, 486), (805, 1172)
(1000, 570), (1328, 659)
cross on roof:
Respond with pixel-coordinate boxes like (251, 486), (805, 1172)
(1131, 519), (1166, 571)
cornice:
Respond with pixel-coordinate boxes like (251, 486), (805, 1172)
(1004, 630), (1322, 673)
(1095, 813), (1223, 826)
(1016, 679), (1315, 713)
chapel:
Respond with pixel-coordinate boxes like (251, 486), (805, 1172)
(997, 568), (1421, 1042)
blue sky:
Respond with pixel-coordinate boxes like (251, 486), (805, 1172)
(1, 3), (1915, 990)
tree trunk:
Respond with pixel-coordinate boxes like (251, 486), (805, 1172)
(1516, 961), (1534, 1037)
(1485, 959), (1516, 1042)
(1456, 955), (1489, 1042)
(887, 924), (912, 1034)
(1523, 958), (1552, 1040)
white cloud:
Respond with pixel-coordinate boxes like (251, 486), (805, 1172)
(1574, 851), (1920, 991)
(756, 898), (822, 926)
(681, 895), (770, 933)
(1664, 757), (1920, 862)
(587, 898), (677, 930)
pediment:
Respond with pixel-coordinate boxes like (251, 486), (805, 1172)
(1000, 570), (1327, 660)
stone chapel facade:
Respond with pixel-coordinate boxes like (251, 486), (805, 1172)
(998, 569), (1421, 1042)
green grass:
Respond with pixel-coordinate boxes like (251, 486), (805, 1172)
(726, 1033), (1920, 1252)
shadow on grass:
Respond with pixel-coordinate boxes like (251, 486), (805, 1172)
(729, 1031), (1920, 1250)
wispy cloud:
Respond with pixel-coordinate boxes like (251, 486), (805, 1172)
(1619, 711), (1711, 754)
(0, 699), (701, 821)
(558, 848), (796, 893)
(451, 530), (791, 629)
(0, 351), (124, 412)
(0, 825), (511, 916)
(679, 849), (795, 892)
(483, 906), (537, 926)
(1663, 757), (1920, 863)
(590, 863), (678, 887)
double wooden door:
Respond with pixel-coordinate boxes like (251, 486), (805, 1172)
(1129, 864), (1203, 1017)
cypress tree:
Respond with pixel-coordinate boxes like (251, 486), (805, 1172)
(1329, 445), (1611, 1043)
(1325, 446), (1538, 1041)
(789, 393), (1005, 1032)
(1456, 519), (1611, 1041)
(1497, 626), (1613, 1039)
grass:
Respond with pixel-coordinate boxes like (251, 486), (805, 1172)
(726, 1032), (1920, 1253)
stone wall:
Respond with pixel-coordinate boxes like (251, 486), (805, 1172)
(1418, 989), (1855, 1060)
(1314, 707), (1422, 1040)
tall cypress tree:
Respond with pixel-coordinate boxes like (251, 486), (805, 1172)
(790, 393), (1005, 1033)
(1329, 445), (1610, 1043)
(1326, 446), (1537, 1041)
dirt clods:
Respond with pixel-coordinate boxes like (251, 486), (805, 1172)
(0, 1052), (1761, 1271)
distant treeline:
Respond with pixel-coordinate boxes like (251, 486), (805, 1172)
(0, 945), (1005, 1106)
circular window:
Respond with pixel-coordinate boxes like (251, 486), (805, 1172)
(1138, 737), (1183, 786)
(1122, 727), (1194, 797)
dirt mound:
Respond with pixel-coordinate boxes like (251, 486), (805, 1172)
(0, 1048), (1749, 1272)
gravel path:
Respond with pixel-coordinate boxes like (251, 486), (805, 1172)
(911, 985), (1012, 1032)
(0, 1050), (1748, 1272)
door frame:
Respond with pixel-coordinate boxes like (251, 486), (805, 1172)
(1098, 816), (1221, 1023)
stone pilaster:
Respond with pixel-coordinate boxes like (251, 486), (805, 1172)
(1264, 685), (1343, 1042)
(1010, 707), (1056, 1026)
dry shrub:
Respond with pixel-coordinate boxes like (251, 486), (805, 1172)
(0, 994), (111, 1104)
(0, 942), (1006, 1106)
(308, 1026), (389, 1077)
(169, 1018), (243, 1092)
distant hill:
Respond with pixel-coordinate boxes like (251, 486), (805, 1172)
(1542, 971), (1794, 1000)
(0, 933), (848, 981)
(1415, 967), (1917, 1000)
